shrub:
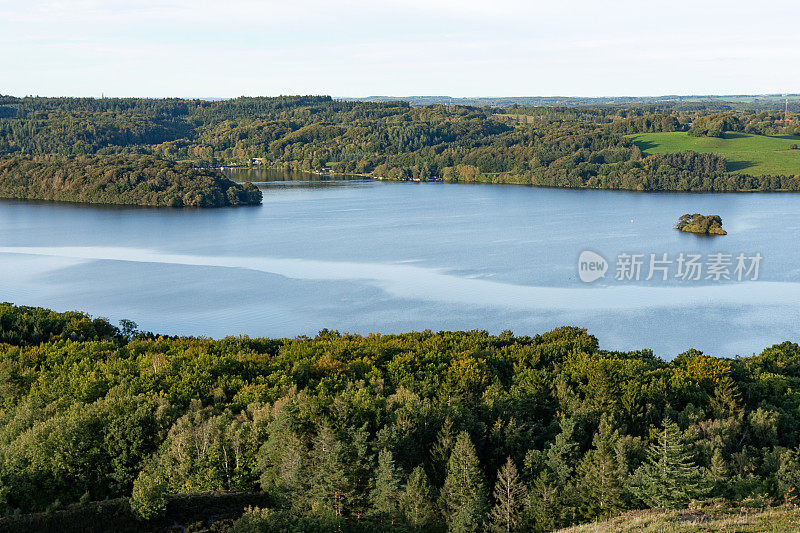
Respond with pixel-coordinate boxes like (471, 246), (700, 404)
(129, 469), (167, 520)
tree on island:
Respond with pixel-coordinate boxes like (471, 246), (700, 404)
(675, 213), (727, 235)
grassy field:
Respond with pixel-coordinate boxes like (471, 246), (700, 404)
(558, 506), (800, 533)
(630, 132), (800, 176)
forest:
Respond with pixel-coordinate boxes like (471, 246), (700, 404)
(0, 155), (261, 207)
(2, 302), (800, 531)
(0, 95), (798, 199)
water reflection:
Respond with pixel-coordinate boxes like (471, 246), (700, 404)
(1, 176), (799, 357)
(223, 167), (372, 188)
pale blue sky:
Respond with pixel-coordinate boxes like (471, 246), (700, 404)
(2, 0), (799, 98)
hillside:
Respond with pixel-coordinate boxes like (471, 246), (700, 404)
(3, 302), (800, 531)
(2, 96), (800, 194)
(559, 505), (800, 532)
(0, 154), (262, 207)
(631, 132), (800, 176)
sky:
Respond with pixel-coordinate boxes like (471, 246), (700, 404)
(2, 0), (800, 98)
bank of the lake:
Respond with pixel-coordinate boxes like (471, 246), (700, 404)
(0, 154), (262, 207)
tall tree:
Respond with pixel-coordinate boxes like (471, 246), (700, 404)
(441, 431), (489, 532)
(527, 471), (560, 532)
(431, 416), (456, 486)
(577, 420), (624, 517)
(489, 457), (528, 533)
(631, 420), (708, 508)
(401, 466), (436, 530)
(546, 417), (580, 485)
(369, 448), (402, 525)
(256, 416), (307, 508)
(308, 425), (352, 520)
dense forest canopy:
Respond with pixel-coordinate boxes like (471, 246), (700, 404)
(0, 155), (262, 207)
(2, 302), (800, 531)
(0, 95), (798, 198)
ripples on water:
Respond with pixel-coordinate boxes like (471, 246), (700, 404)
(0, 170), (798, 358)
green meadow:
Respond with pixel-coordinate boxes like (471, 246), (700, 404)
(630, 131), (800, 175)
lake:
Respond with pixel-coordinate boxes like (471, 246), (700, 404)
(1, 170), (799, 358)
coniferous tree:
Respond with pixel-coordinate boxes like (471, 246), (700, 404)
(711, 375), (742, 417)
(401, 466), (436, 530)
(708, 447), (729, 496)
(441, 431), (489, 532)
(369, 448), (402, 525)
(256, 417), (307, 508)
(308, 425), (352, 520)
(631, 420), (708, 508)
(546, 417), (579, 485)
(578, 420), (624, 517)
(527, 471), (560, 532)
(489, 457), (528, 533)
(344, 424), (374, 519)
(431, 416), (456, 486)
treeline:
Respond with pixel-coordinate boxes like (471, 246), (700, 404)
(0, 154), (261, 207)
(533, 150), (800, 192)
(0, 96), (797, 195)
(2, 303), (800, 532)
(688, 111), (800, 138)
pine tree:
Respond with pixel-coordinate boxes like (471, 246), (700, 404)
(344, 424), (374, 519)
(632, 420), (708, 508)
(527, 470), (560, 532)
(708, 447), (729, 495)
(256, 417), (306, 508)
(441, 431), (489, 532)
(369, 448), (402, 525)
(401, 466), (435, 529)
(710, 375), (742, 417)
(308, 425), (352, 520)
(578, 420), (624, 517)
(431, 416), (456, 486)
(489, 457), (528, 533)
(546, 417), (579, 484)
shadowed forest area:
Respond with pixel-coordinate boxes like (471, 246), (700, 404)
(2, 303), (800, 531)
(0, 95), (799, 205)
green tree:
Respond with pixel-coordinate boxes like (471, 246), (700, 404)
(256, 416), (307, 507)
(441, 431), (488, 532)
(369, 448), (402, 525)
(526, 471), (560, 532)
(577, 420), (624, 517)
(777, 448), (800, 504)
(546, 417), (580, 485)
(707, 448), (729, 496)
(489, 457), (528, 532)
(401, 466), (435, 529)
(129, 467), (167, 520)
(631, 420), (708, 508)
(308, 425), (352, 520)
(431, 416), (456, 486)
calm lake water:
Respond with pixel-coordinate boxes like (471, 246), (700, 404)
(1, 169), (799, 358)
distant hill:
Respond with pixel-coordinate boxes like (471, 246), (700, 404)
(344, 94), (800, 111)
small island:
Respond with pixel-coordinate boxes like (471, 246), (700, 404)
(675, 213), (727, 235)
